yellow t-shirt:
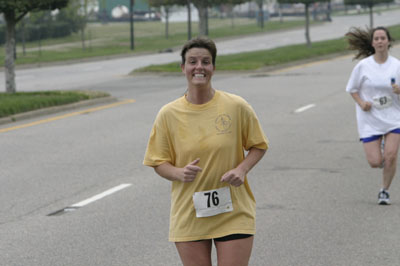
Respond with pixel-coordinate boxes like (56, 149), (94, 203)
(143, 90), (268, 242)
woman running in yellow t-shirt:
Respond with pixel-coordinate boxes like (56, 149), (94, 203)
(144, 37), (268, 266)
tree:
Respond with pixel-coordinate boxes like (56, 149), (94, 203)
(150, 0), (248, 38)
(190, 0), (246, 36)
(148, 0), (186, 39)
(255, 0), (265, 28)
(344, 0), (393, 28)
(149, 0), (246, 38)
(57, 0), (88, 50)
(277, 0), (330, 47)
(0, 0), (69, 93)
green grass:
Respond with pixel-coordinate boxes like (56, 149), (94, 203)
(3, 18), (312, 65)
(136, 24), (400, 73)
(134, 38), (349, 72)
(217, 38), (348, 71)
(0, 90), (109, 118)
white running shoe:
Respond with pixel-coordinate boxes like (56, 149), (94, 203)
(378, 190), (390, 205)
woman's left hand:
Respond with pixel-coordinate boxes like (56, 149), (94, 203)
(220, 168), (246, 187)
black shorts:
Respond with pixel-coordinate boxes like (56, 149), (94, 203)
(196, 234), (253, 242)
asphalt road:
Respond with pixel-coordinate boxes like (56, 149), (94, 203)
(2, 40), (400, 265)
(2, 9), (400, 266)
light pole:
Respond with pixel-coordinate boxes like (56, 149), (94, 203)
(130, 0), (135, 50)
(187, 0), (192, 40)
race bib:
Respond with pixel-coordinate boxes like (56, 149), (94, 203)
(192, 186), (233, 218)
(373, 95), (392, 109)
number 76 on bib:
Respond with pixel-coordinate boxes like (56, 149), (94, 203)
(192, 186), (234, 218)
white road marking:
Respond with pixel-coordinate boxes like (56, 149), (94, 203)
(71, 183), (132, 208)
(294, 103), (316, 114)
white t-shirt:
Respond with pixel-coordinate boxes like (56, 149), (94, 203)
(346, 55), (400, 138)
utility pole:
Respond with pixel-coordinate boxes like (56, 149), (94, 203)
(130, 0), (135, 50)
(187, 0), (192, 40)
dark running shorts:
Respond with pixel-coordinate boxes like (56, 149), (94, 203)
(196, 234), (253, 242)
(360, 128), (400, 143)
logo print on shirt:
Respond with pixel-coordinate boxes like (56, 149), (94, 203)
(215, 114), (232, 134)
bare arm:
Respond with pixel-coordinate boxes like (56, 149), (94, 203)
(350, 92), (372, 111)
(154, 159), (202, 183)
(220, 147), (266, 187)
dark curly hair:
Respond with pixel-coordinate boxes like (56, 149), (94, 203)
(345, 26), (393, 60)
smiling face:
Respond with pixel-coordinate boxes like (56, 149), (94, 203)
(372, 29), (390, 54)
(181, 48), (215, 89)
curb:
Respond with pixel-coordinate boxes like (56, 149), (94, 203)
(0, 96), (118, 126)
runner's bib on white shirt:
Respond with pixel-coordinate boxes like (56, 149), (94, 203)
(373, 95), (393, 109)
(192, 186), (233, 218)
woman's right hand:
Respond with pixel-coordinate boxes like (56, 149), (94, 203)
(392, 84), (400, 94)
(154, 159), (202, 183)
(360, 101), (372, 111)
(179, 158), (202, 182)
(350, 92), (371, 112)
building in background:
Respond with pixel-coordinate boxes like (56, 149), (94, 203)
(98, 0), (158, 21)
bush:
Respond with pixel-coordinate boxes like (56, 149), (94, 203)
(0, 91), (109, 118)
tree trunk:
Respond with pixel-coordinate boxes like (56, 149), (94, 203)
(81, 0), (88, 50)
(305, 3), (311, 47)
(258, 2), (264, 28)
(226, 4), (235, 28)
(369, 5), (374, 28)
(21, 19), (26, 56)
(165, 7), (169, 39)
(196, 3), (208, 36)
(205, 7), (209, 36)
(81, 29), (86, 50)
(4, 11), (17, 93)
(326, 2), (331, 22)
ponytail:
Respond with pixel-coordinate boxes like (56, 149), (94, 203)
(345, 27), (374, 60)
